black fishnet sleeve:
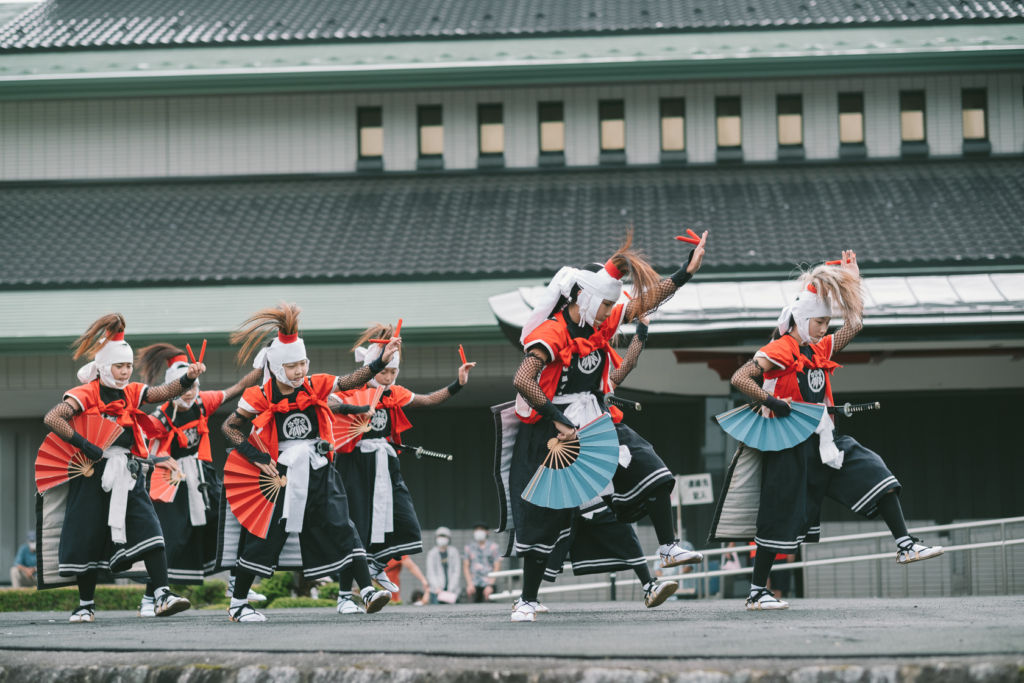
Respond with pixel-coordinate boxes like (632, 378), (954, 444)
(831, 319), (864, 355)
(327, 394), (372, 415)
(223, 368), (263, 403)
(334, 358), (387, 392)
(222, 410), (269, 464)
(44, 401), (78, 442)
(622, 251), (696, 322)
(609, 335), (644, 386)
(730, 360), (769, 403)
(513, 353), (574, 427)
(142, 375), (195, 405)
(408, 381), (460, 409)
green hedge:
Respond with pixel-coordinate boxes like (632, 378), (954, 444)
(316, 582), (339, 601)
(265, 597), (334, 609)
(0, 579), (230, 613)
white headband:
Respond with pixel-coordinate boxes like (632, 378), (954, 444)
(77, 338), (134, 389)
(354, 344), (400, 388)
(520, 263), (625, 344)
(778, 286), (833, 344)
(253, 334), (308, 388)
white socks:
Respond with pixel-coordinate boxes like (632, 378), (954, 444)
(141, 595), (154, 604)
(230, 597), (248, 609)
(894, 535), (912, 549)
(154, 586), (169, 600)
(79, 599), (94, 607)
(749, 584), (766, 598)
(360, 586), (376, 600)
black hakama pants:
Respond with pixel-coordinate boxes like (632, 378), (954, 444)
(233, 461), (365, 580)
(56, 458), (165, 578)
(508, 416), (674, 561)
(150, 461), (221, 585)
(543, 507), (648, 582)
(334, 450), (422, 569)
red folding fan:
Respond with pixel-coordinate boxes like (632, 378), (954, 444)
(332, 385), (386, 452)
(149, 465), (185, 503)
(223, 447), (287, 539)
(36, 414), (124, 493)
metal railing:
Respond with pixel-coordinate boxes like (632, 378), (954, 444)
(488, 516), (1024, 601)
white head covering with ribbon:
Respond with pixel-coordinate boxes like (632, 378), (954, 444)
(520, 261), (625, 344)
(778, 285), (833, 344)
(164, 355), (198, 409)
(253, 332), (308, 388)
(77, 333), (134, 389)
(354, 344), (400, 388)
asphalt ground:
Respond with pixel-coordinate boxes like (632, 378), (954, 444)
(1, 597), (1022, 659)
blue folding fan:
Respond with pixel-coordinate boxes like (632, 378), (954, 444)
(715, 401), (826, 452)
(522, 413), (620, 509)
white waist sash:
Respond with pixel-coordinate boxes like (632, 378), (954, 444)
(178, 455), (208, 527)
(100, 446), (134, 545)
(277, 439), (329, 534)
(359, 437), (397, 544)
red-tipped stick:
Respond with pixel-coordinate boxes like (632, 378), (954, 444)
(186, 344), (197, 365)
(368, 339), (391, 345)
(675, 235), (700, 245)
(825, 260), (842, 266)
(459, 345), (467, 365)
(198, 339), (207, 364)
(395, 319), (403, 337)
(686, 228), (700, 240)
(623, 291), (633, 300)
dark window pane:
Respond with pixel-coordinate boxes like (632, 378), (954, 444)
(838, 93), (863, 114)
(539, 102), (563, 122)
(777, 95), (802, 115)
(660, 98), (685, 118)
(599, 100), (624, 120)
(358, 107), (382, 128)
(962, 89), (987, 111)
(418, 105), (442, 127)
(716, 96), (741, 117)
(479, 104), (503, 125)
(900, 91), (925, 112)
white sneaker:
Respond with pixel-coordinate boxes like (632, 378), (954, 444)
(371, 568), (400, 593)
(337, 596), (366, 614)
(362, 588), (392, 614)
(137, 596), (156, 618)
(644, 580), (678, 608)
(154, 591), (192, 617)
(512, 597), (549, 613)
(745, 588), (789, 611)
(659, 542), (704, 569)
(69, 605), (95, 623)
(897, 537), (944, 564)
(228, 604), (267, 622)
(511, 599), (538, 622)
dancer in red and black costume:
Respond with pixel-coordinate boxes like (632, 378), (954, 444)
(331, 323), (476, 613)
(136, 344), (262, 616)
(504, 230), (708, 622)
(219, 303), (398, 622)
(40, 314), (203, 623)
(709, 252), (943, 611)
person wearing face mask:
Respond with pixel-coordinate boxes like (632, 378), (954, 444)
(40, 314), (204, 622)
(10, 531), (37, 589)
(135, 344), (263, 617)
(498, 229), (709, 623)
(330, 322), (475, 614)
(220, 303), (399, 622)
(463, 524), (501, 603)
(424, 527), (461, 603)
(711, 252), (943, 612)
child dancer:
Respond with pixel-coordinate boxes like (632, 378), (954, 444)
(710, 252), (943, 610)
(220, 303), (398, 622)
(137, 343), (263, 616)
(40, 314), (202, 622)
(331, 323), (475, 614)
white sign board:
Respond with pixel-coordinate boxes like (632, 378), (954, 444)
(673, 473), (714, 506)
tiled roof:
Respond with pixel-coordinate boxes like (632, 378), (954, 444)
(1, 160), (1022, 290)
(2, 0), (1022, 52)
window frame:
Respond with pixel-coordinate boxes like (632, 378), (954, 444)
(659, 98), (686, 153)
(417, 104), (444, 158)
(357, 106), (383, 160)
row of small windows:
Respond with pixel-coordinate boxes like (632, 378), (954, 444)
(354, 88), (996, 170)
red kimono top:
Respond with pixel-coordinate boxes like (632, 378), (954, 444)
(756, 334), (842, 410)
(64, 379), (155, 458)
(237, 374), (337, 463)
(150, 390), (226, 463)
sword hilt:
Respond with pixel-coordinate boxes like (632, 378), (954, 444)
(395, 443), (453, 462)
(828, 402), (881, 417)
(604, 393), (641, 412)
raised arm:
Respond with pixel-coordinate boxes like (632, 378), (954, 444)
(830, 251), (863, 354)
(609, 317), (648, 386)
(143, 362), (205, 404)
(622, 233), (707, 322)
(335, 338), (402, 392)
(222, 367), (263, 403)
(408, 362), (476, 408)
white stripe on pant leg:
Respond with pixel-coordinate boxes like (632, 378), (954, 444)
(609, 468), (673, 504)
(851, 476), (899, 512)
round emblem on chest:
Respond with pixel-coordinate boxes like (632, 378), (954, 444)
(281, 413), (313, 440)
(577, 350), (602, 374)
(807, 368), (826, 393)
(185, 427), (200, 448)
(370, 409), (389, 432)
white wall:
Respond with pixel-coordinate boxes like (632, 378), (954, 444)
(1, 71), (1021, 181)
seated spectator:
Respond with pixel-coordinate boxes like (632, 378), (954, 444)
(425, 527), (461, 604)
(463, 522), (501, 603)
(10, 531), (36, 589)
